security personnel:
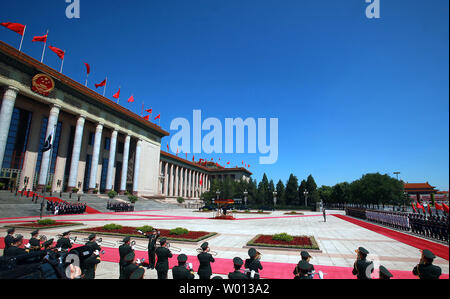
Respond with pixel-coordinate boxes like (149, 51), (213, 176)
(155, 238), (173, 279)
(146, 229), (160, 269)
(197, 242), (215, 279)
(56, 231), (73, 251)
(85, 234), (101, 252)
(294, 251), (314, 277)
(81, 250), (101, 279)
(352, 247), (374, 279)
(4, 228), (15, 252)
(122, 252), (145, 279)
(172, 254), (195, 279)
(228, 257), (248, 279)
(119, 236), (133, 279)
(4, 235), (27, 257)
(412, 249), (442, 279)
(245, 248), (263, 279)
(379, 265), (393, 280)
(28, 230), (41, 252)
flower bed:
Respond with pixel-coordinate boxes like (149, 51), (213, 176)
(232, 210), (271, 215)
(73, 226), (216, 243)
(247, 234), (319, 250)
(4, 221), (82, 229)
(283, 211), (304, 215)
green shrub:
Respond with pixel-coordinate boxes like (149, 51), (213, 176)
(108, 190), (118, 199)
(202, 208), (209, 212)
(45, 185), (52, 192)
(257, 210), (264, 214)
(128, 195), (138, 203)
(37, 219), (56, 225)
(177, 197), (185, 204)
(72, 188), (79, 193)
(103, 223), (123, 231)
(93, 189), (98, 194)
(125, 190), (131, 196)
(0, 182), (5, 190)
(169, 227), (189, 235)
(272, 233), (294, 242)
(136, 225), (154, 233)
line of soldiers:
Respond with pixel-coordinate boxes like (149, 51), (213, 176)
(409, 214), (449, 241)
(366, 210), (410, 231)
(46, 200), (87, 215)
(107, 201), (134, 212)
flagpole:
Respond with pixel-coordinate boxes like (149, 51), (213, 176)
(85, 73), (89, 87)
(117, 86), (121, 104)
(18, 25), (26, 52)
(41, 30), (48, 63)
(141, 102), (144, 117)
(60, 50), (65, 73)
(103, 77), (107, 97)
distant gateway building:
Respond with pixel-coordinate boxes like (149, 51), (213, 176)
(0, 41), (251, 199)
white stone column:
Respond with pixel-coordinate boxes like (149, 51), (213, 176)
(187, 169), (191, 198)
(37, 105), (60, 190)
(0, 86), (19, 168)
(159, 161), (163, 194)
(67, 115), (85, 190)
(194, 171), (198, 198)
(183, 168), (187, 197)
(174, 165), (179, 197)
(163, 162), (168, 196)
(88, 123), (103, 192)
(168, 163), (174, 197)
(119, 135), (130, 194)
(132, 139), (142, 195)
(105, 130), (118, 192)
(179, 167), (184, 198)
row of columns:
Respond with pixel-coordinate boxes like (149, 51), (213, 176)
(160, 160), (210, 199)
(0, 86), (143, 195)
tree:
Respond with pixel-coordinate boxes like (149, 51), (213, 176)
(285, 174), (299, 206)
(298, 179), (307, 206)
(258, 173), (270, 206)
(276, 180), (286, 206)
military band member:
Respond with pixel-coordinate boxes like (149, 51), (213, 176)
(85, 234), (101, 252)
(294, 260), (314, 279)
(352, 247), (374, 279)
(197, 242), (215, 280)
(130, 267), (146, 279)
(4, 228), (15, 252)
(121, 252), (145, 279)
(228, 257), (248, 279)
(155, 238), (173, 279)
(81, 250), (101, 279)
(172, 254), (195, 279)
(4, 235), (26, 257)
(245, 248), (263, 279)
(412, 249), (442, 279)
(146, 229), (160, 269)
(56, 231), (73, 252)
(294, 251), (314, 278)
(379, 265), (393, 280)
(119, 236), (133, 279)
(28, 230), (41, 252)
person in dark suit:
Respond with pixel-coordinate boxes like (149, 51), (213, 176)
(56, 231), (73, 252)
(245, 248), (263, 279)
(172, 254), (195, 279)
(155, 238), (173, 279)
(379, 265), (393, 280)
(4, 228), (15, 252)
(413, 249), (442, 279)
(146, 229), (160, 269)
(352, 247), (374, 279)
(81, 250), (101, 279)
(228, 257), (248, 279)
(28, 230), (41, 252)
(119, 236), (133, 279)
(85, 234), (101, 252)
(197, 242), (215, 280)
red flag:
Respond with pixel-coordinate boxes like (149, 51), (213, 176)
(32, 34), (47, 43)
(176, 148), (179, 156)
(248, 164), (250, 168)
(154, 114), (161, 120)
(128, 95), (135, 103)
(443, 203), (449, 214)
(143, 115), (150, 121)
(227, 162), (230, 165)
(84, 63), (90, 75)
(435, 203), (443, 211)
(95, 79), (107, 89)
(113, 88), (121, 99)
(192, 155), (195, 162)
(48, 46), (65, 60)
(167, 144), (169, 151)
(1, 22), (25, 35)
(145, 109), (153, 114)
(185, 153), (188, 159)
(199, 178), (203, 186)
(411, 203), (417, 213)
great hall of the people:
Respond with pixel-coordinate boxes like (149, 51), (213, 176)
(0, 41), (251, 199)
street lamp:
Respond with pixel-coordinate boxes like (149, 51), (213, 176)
(403, 191), (408, 212)
(303, 190), (309, 208)
(216, 190), (220, 200)
(393, 172), (400, 180)
(243, 190), (248, 207)
(273, 191), (277, 207)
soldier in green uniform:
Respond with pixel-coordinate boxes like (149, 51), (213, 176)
(3, 228), (15, 253)
(56, 231), (73, 252)
(352, 247), (374, 279)
(412, 249), (442, 279)
(294, 260), (314, 279)
(130, 267), (146, 279)
(245, 248), (263, 279)
(122, 252), (145, 279)
(145, 229), (160, 269)
(172, 254), (195, 279)
(85, 234), (101, 252)
(379, 265), (393, 279)
(119, 236), (133, 279)
(80, 250), (101, 279)
(155, 238), (173, 279)
(228, 257), (248, 279)
(28, 230), (41, 252)
(293, 251), (315, 278)
(4, 235), (27, 257)
(197, 242), (215, 280)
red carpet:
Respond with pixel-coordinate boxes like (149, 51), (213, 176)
(333, 214), (449, 261)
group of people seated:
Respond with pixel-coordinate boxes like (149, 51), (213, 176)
(46, 200), (87, 215)
(107, 201), (134, 212)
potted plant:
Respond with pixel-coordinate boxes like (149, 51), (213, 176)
(128, 195), (138, 204)
(108, 190), (118, 199)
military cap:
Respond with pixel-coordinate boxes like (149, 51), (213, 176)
(14, 235), (23, 243)
(200, 242), (209, 250)
(301, 251), (311, 259)
(422, 249), (436, 260)
(31, 230), (39, 236)
(178, 254), (188, 262)
(298, 260), (312, 271)
(62, 231), (71, 236)
(130, 268), (145, 279)
(88, 234), (96, 241)
(212, 276), (223, 279)
(122, 236), (131, 243)
(124, 252), (135, 263)
(358, 247), (369, 255)
(379, 265), (393, 278)
(7, 228), (15, 234)
(248, 248), (257, 258)
(233, 257), (244, 266)
(43, 238), (54, 247)
(160, 238), (167, 245)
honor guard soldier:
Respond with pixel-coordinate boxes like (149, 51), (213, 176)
(197, 242), (215, 280)
(81, 250), (101, 279)
(245, 248), (263, 279)
(130, 267), (146, 279)
(379, 265), (393, 280)
(4, 228), (15, 252)
(228, 257), (248, 279)
(85, 234), (101, 251)
(155, 238), (173, 279)
(146, 229), (160, 269)
(172, 254), (195, 279)
(412, 249), (442, 279)
(119, 236), (133, 279)
(42, 238), (54, 251)
(56, 231), (73, 252)
(28, 230), (41, 252)
(122, 252), (145, 279)
(294, 260), (314, 279)
(294, 251), (315, 278)
(4, 235), (26, 257)
(352, 247), (374, 279)
(323, 209), (327, 222)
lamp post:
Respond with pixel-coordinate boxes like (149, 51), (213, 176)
(244, 190), (248, 207)
(216, 190), (220, 201)
(303, 190), (309, 208)
(403, 191), (407, 212)
(273, 191), (277, 208)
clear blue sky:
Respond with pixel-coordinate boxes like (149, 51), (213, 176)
(1, 0), (448, 190)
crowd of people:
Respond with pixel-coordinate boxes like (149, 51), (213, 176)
(0, 227), (444, 280)
(46, 200), (87, 215)
(107, 201), (134, 212)
(347, 208), (449, 242)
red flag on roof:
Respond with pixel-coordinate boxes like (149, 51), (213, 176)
(443, 203), (449, 214)
(1, 22), (25, 35)
(84, 63), (90, 75)
(145, 109), (152, 114)
(227, 162), (230, 165)
(32, 34), (48, 43)
(192, 155), (195, 162)
(435, 203), (443, 211)
(113, 88), (121, 99)
(48, 46), (65, 60)
(143, 115), (150, 121)
(95, 79), (107, 88)
(167, 144), (169, 151)
(154, 114), (161, 120)
(128, 95), (135, 103)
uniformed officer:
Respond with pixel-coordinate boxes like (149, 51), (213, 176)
(42, 238), (54, 251)
(155, 238), (173, 279)
(81, 250), (101, 279)
(4, 228), (15, 252)
(228, 257), (248, 279)
(245, 248), (263, 279)
(172, 254), (195, 279)
(352, 247), (374, 279)
(130, 267), (146, 279)
(85, 234), (101, 252)
(294, 260), (314, 279)
(122, 252), (145, 279)
(28, 230), (41, 252)
(119, 236), (133, 279)
(56, 231), (73, 252)
(379, 265), (393, 280)
(412, 249), (442, 279)
(323, 208), (327, 222)
(4, 235), (26, 257)
(294, 251), (315, 278)
(197, 242), (215, 280)
(146, 229), (160, 269)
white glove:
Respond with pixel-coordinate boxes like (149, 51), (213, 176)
(188, 263), (193, 270)
(94, 250), (100, 256)
(25, 243), (31, 248)
(250, 270), (255, 278)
